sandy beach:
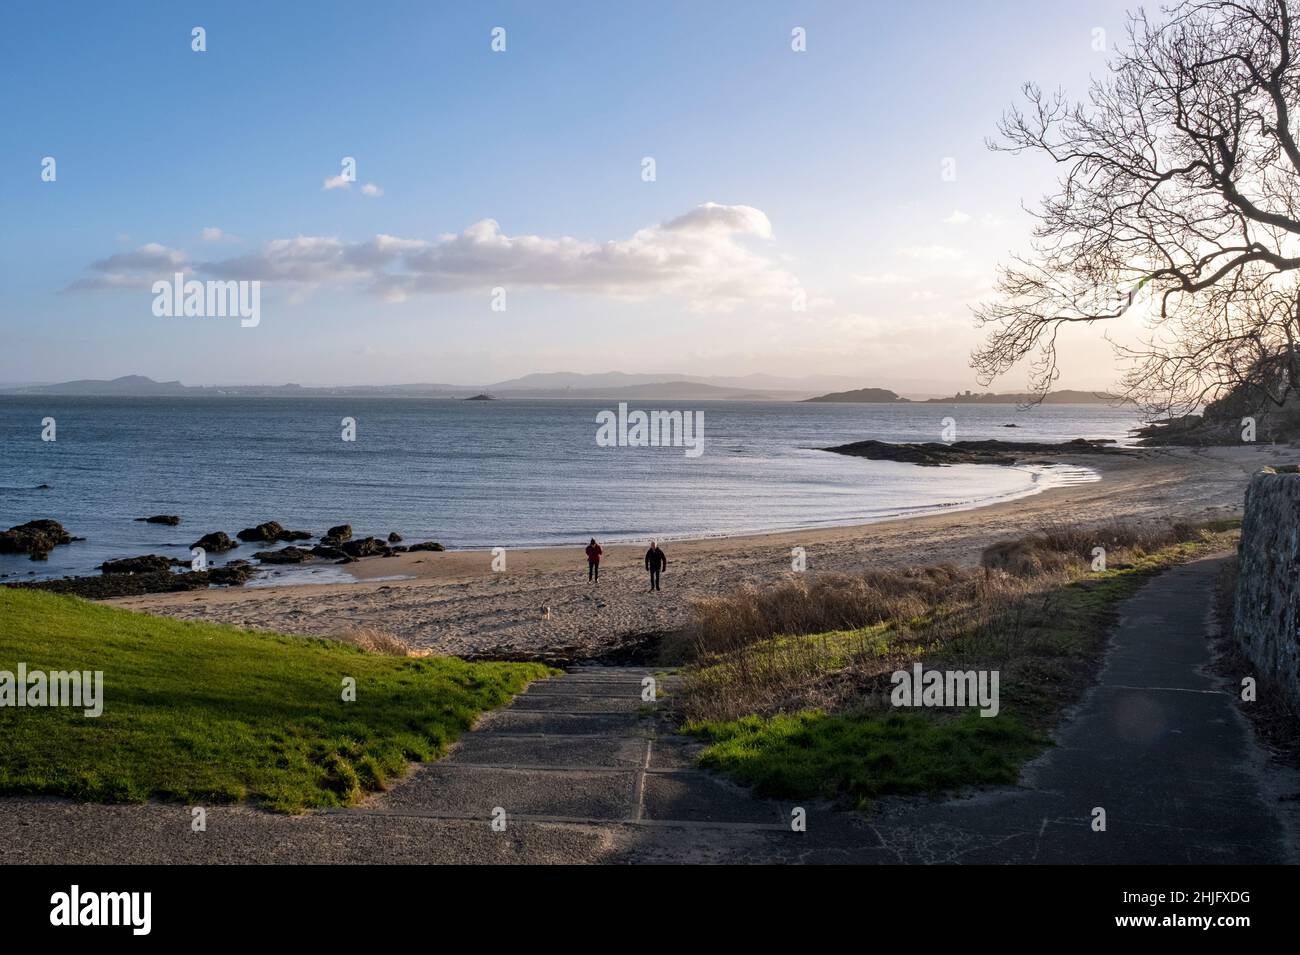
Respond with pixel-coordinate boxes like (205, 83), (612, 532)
(109, 445), (1299, 660)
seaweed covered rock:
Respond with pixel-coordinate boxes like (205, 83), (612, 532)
(190, 531), (239, 553)
(0, 519), (75, 561)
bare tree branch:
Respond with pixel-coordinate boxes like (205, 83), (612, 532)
(974, 0), (1300, 416)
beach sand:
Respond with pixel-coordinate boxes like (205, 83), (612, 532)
(109, 445), (1299, 660)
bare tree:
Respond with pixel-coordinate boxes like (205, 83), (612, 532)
(974, 0), (1300, 417)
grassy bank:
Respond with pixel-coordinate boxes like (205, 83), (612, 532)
(0, 589), (554, 812)
(681, 520), (1238, 810)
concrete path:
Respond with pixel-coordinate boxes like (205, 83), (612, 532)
(869, 556), (1300, 864)
(2, 555), (1296, 863)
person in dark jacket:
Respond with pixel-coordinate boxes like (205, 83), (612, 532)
(645, 540), (667, 592)
(585, 537), (603, 582)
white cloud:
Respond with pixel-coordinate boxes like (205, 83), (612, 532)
(943, 210), (972, 225)
(66, 243), (189, 290)
(322, 174), (352, 190)
(191, 203), (796, 309)
(855, 272), (915, 285)
(898, 244), (965, 262)
(361, 183), (383, 197)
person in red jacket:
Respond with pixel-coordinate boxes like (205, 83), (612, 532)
(585, 537), (603, 583)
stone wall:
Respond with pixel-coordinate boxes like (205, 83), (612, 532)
(1234, 466), (1300, 708)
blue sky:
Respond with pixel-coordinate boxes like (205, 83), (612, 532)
(0, 0), (1142, 391)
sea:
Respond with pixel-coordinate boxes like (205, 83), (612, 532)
(0, 396), (1144, 582)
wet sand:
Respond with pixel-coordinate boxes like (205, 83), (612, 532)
(110, 445), (1298, 659)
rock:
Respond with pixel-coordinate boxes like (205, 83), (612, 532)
(237, 521), (312, 543)
(134, 515), (181, 526)
(252, 546), (315, 564)
(387, 532), (402, 543)
(823, 438), (1123, 467)
(190, 531), (239, 553)
(311, 544), (346, 560)
(237, 521), (285, 542)
(100, 555), (175, 575)
(6, 561), (254, 598)
(406, 541), (446, 552)
(326, 524), (353, 542)
(209, 561), (254, 586)
(0, 519), (74, 559)
(341, 537), (390, 558)
(389, 545), (409, 553)
(35, 484), (51, 490)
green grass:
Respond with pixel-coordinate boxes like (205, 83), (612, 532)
(0, 588), (555, 812)
(690, 710), (1045, 809)
(685, 535), (1227, 810)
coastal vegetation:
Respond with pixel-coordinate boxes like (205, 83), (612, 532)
(0, 588), (553, 812)
(678, 519), (1239, 809)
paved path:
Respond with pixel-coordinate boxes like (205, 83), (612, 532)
(2, 556), (1296, 863)
(868, 556), (1300, 864)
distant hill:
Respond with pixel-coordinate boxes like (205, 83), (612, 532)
(486, 370), (862, 394)
(9, 375), (192, 396)
(0, 376), (478, 399)
(1, 374), (812, 401)
(803, 388), (908, 403)
(924, 390), (1128, 405)
(492, 381), (806, 400)
(1, 375), (1131, 405)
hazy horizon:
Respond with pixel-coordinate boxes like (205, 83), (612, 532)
(3, 0), (1149, 393)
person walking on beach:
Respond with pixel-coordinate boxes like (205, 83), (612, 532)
(645, 540), (667, 592)
(585, 537), (603, 583)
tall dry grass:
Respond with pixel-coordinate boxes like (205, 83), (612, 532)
(679, 519), (1214, 724)
(980, 519), (1196, 577)
(327, 627), (429, 656)
(690, 565), (967, 658)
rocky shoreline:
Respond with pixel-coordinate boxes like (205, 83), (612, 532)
(822, 437), (1128, 467)
(0, 516), (445, 600)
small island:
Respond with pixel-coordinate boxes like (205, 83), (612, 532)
(463, 393), (496, 401)
(803, 387), (907, 403)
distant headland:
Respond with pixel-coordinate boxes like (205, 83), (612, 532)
(0, 374), (1127, 405)
(805, 388), (1127, 406)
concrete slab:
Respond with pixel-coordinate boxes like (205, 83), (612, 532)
(645, 737), (706, 770)
(449, 733), (649, 769)
(641, 772), (787, 826)
(474, 710), (644, 736)
(508, 694), (648, 713)
(378, 765), (636, 820)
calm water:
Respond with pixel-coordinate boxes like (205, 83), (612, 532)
(0, 397), (1143, 581)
